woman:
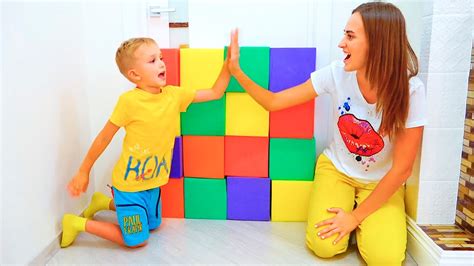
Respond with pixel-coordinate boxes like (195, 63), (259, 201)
(227, 2), (426, 265)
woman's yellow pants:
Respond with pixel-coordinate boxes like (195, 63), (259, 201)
(305, 155), (407, 266)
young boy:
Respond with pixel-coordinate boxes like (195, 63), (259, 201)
(61, 37), (231, 248)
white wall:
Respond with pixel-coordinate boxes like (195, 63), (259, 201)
(2, 2), (92, 263)
(0, 1), (147, 263)
(407, 0), (471, 224)
(0, 1), (3, 263)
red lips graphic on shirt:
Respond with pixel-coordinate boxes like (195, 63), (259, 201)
(337, 114), (384, 157)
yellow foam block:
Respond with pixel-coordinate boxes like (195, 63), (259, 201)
(271, 180), (313, 221)
(180, 48), (224, 91)
(226, 93), (269, 136)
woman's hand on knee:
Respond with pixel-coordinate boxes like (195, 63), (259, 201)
(314, 207), (360, 245)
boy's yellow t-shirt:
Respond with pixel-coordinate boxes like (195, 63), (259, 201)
(109, 86), (195, 192)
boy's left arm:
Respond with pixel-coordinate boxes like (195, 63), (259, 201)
(193, 56), (231, 103)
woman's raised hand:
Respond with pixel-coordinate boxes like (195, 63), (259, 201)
(228, 28), (241, 75)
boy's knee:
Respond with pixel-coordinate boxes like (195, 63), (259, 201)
(127, 240), (148, 248)
(124, 233), (149, 248)
(149, 221), (162, 231)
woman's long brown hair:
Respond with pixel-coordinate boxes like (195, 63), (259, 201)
(353, 2), (418, 139)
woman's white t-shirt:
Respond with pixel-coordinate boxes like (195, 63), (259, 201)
(311, 61), (427, 182)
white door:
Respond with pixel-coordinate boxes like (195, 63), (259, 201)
(121, 0), (172, 48)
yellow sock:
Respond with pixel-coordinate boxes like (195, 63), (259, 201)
(83, 192), (112, 219)
(61, 214), (87, 248)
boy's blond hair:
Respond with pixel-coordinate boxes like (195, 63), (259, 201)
(115, 37), (156, 79)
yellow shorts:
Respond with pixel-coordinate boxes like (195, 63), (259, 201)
(305, 154), (406, 266)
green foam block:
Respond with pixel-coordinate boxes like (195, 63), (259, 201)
(184, 177), (227, 219)
(269, 138), (316, 181)
(181, 95), (226, 136)
(224, 46), (270, 92)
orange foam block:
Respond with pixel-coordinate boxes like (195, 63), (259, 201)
(161, 48), (180, 86)
(270, 99), (315, 139)
(161, 177), (184, 218)
(183, 136), (224, 178)
(224, 136), (268, 178)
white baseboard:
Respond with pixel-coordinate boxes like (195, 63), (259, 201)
(31, 210), (86, 264)
(407, 217), (474, 266)
(30, 233), (62, 265)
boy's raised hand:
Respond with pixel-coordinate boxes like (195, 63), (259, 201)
(228, 28), (241, 75)
(67, 171), (89, 197)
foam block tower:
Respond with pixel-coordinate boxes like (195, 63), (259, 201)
(160, 46), (317, 222)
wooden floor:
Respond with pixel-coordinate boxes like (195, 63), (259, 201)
(47, 212), (417, 265)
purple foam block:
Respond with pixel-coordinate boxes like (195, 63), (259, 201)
(227, 177), (270, 221)
(269, 48), (316, 93)
(170, 136), (183, 178)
